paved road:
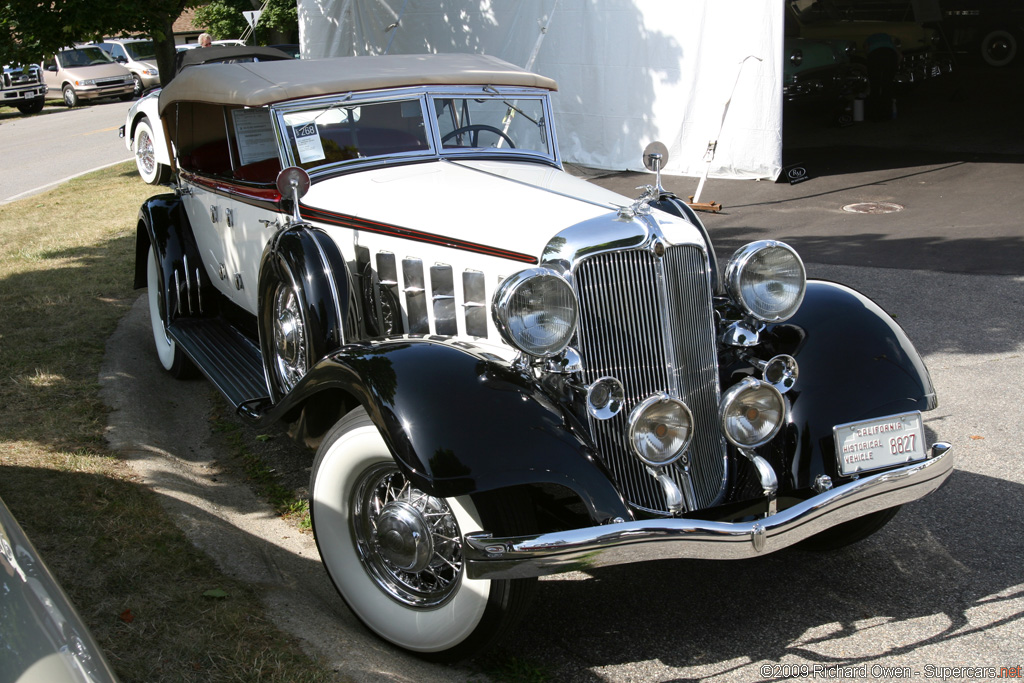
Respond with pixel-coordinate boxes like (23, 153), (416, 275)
(0, 99), (134, 203)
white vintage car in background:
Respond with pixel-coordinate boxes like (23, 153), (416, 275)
(132, 53), (953, 660)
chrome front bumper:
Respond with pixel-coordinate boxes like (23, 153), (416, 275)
(464, 443), (953, 580)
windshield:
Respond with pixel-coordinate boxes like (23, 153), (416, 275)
(280, 98), (430, 171)
(434, 96), (549, 155)
(124, 41), (156, 61)
(58, 47), (115, 67)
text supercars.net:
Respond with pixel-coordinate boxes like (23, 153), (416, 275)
(760, 663), (1022, 679)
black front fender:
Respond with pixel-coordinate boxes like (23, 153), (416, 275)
(262, 338), (631, 524)
(759, 280), (937, 491)
(258, 226), (352, 403)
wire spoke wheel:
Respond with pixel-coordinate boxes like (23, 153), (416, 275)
(352, 463), (464, 608)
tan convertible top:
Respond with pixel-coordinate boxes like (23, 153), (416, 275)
(158, 53), (558, 114)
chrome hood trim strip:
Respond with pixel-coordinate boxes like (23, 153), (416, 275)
(464, 443), (953, 580)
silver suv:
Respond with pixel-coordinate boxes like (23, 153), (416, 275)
(94, 39), (160, 96)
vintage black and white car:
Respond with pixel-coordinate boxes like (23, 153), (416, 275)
(133, 53), (953, 660)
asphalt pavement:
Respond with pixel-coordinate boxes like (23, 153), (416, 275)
(89, 62), (1024, 681)
(0, 98), (134, 204)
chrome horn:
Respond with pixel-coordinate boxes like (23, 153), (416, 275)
(749, 354), (799, 393)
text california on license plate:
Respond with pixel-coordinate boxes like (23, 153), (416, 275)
(833, 411), (927, 476)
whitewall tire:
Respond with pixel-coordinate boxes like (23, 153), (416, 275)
(134, 118), (171, 185)
(146, 245), (194, 378)
(310, 408), (535, 660)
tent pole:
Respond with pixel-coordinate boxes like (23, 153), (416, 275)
(690, 55), (763, 212)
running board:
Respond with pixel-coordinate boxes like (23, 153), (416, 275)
(169, 318), (269, 409)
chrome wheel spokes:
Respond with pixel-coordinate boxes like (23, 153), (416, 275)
(352, 463), (464, 608)
(273, 284), (307, 391)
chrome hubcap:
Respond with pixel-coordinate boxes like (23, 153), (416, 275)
(273, 284), (306, 391)
(137, 130), (155, 175)
(352, 464), (463, 608)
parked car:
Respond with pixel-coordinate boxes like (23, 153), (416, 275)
(120, 46), (293, 184)
(42, 46), (134, 107)
(92, 39), (161, 96)
(787, 0), (952, 84)
(1, 63), (48, 115)
(783, 36), (870, 103)
(0, 494), (119, 682)
(941, 0), (1024, 67)
(132, 53), (953, 660)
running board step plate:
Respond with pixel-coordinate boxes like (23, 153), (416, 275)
(169, 318), (268, 409)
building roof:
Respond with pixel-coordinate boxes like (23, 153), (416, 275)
(157, 53), (558, 114)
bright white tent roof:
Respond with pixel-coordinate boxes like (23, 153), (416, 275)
(298, 0), (783, 181)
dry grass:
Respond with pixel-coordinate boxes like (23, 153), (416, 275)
(0, 164), (336, 682)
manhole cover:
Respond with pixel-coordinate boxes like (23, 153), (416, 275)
(842, 202), (905, 214)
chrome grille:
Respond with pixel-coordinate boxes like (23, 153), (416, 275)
(574, 245), (726, 514)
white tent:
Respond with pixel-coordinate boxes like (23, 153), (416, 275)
(298, 0), (783, 181)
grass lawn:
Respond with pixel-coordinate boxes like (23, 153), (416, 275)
(0, 163), (335, 682)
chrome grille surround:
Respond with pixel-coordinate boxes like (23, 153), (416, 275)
(572, 242), (727, 515)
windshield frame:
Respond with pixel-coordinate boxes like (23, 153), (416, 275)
(270, 85), (560, 178)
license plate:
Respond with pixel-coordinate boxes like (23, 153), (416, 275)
(833, 411), (927, 476)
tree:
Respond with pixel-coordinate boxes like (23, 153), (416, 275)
(1, 0), (196, 86)
(194, 0), (298, 46)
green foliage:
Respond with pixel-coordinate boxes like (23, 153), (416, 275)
(194, 0), (298, 45)
(0, 0), (194, 66)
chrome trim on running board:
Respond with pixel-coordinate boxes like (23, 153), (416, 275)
(464, 443), (953, 580)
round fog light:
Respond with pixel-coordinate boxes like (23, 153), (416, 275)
(587, 377), (625, 420)
(720, 378), (785, 448)
(627, 394), (694, 466)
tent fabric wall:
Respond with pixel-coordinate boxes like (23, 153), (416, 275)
(298, 0), (783, 181)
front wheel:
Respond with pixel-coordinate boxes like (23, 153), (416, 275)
(16, 98), (44, 115)
(133, 118), (171, 185)
(310, 409), (536, 661)
(980, 28), (1019, 67)
(62, 84), (79, 108)
(146, 245), (196, 378)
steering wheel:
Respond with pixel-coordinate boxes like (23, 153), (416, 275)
(441, 124), (515, 149)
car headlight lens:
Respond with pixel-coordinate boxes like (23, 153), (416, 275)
(720, 377), (785, 448)
(79, 78), (96, 86)
(725, 240), (806, 322)
(492, 267), (577, 357)
(628, 394), (694, 466)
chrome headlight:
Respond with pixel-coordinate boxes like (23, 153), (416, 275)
(492, 267), (578, 358)
(720, 377), (785, 448)
(628, 394), (694, 466)
(725, 241), (806, 322)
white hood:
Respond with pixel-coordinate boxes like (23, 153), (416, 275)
(301, 159), (631, 261)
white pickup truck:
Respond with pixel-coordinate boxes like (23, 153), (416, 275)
(1, 63), (47, 115)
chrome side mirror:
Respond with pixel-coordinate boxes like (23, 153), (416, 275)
(276, 166), (311, 225)
(642, 141), (669, 195)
